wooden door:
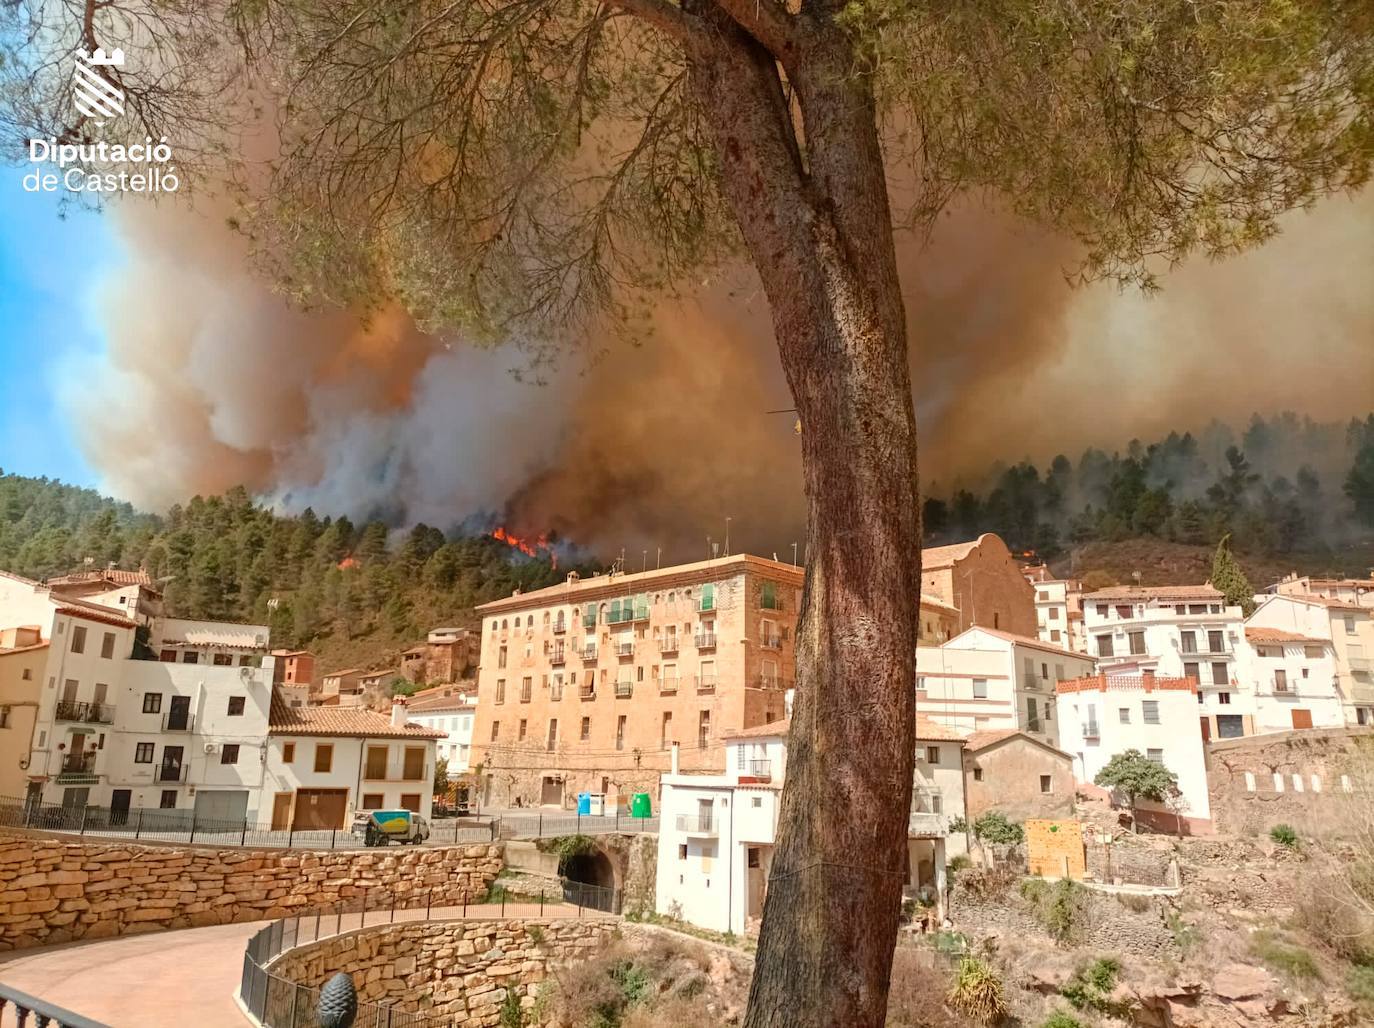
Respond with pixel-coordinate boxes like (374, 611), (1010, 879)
(293, 789), (348, 830)
(271, 793), (293, 831)
(1291, 709), (1313, 730)
(1199, 717), (1211, 743)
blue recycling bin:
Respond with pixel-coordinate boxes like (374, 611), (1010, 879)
(576, 792), (591, 815)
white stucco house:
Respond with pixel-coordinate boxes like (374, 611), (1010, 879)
(1242, 626), (1345, 733)
(407, 692), (477, 774)
(1247, 593), (1374, 727)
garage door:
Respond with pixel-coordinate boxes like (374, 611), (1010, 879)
(293, 789), (349, 830)
(194, 790), (250, 826)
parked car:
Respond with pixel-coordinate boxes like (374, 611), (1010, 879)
(357, 809), (430, 846)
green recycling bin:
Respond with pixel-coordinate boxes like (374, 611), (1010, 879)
(630, 792), (652, 818)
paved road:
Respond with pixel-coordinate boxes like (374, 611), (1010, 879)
(0, 903), (610, 1027)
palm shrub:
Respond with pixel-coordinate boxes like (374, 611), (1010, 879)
(947, 957), (1007, 1024)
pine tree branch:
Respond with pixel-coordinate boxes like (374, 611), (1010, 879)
(604, 0), (699, 45)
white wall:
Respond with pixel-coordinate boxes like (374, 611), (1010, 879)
(262, 735), (435, 821)
(410, 706), (476, 773)
(655, 777), (749, 934)
(913, 740), (968, 858)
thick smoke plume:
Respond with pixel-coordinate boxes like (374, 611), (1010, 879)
(65, 188), (1374, 561)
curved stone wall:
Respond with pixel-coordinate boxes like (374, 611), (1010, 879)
(0, 829), (503, 951)
(269, 918), (620, 1025)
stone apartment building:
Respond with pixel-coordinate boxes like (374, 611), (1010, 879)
(469, 555), (801, 809)
(921, 534), (1038, 638)
(400, 627), (480, 685)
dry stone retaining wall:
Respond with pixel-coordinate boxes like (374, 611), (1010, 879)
(270, 918), (620, 1026)
(0, 829), (503, 951)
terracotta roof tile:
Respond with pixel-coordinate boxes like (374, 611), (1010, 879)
(1084, 584), (1223, 602)
(408, 694), (475, 713)
(1245, 627), (1326, 644)
(915, 716), (965, 742)
(962, 729), (1020, 751)
(268, 694), (445, 738)
(54, 605), (137, 629)
(951, 625), (1090, 661)
(722, 718), (791, 740)
(921, 536), (990, 570)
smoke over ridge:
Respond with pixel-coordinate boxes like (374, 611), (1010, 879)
(63, 188), (1374, 560)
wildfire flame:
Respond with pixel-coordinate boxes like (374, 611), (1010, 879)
(492, 526), (557, 568)
(338, 555), (360, 570)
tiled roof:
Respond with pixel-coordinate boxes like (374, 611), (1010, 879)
(951, 625), (1090, 661)
(915, 716), (966, 742)
(723, 717), (790, 740)
(49, 568), (155, 587)
(1245, 627), (1325, 644)
(408, 694), (475, 713)
(268, 694), (445, 738)
(324, 668), (363, 677)
(55, 605), (137, 629)
(1276, 593), (1365, 612)
(921, 536), (989, 570)
(1084, 583), (1222, 602)
(963, 729), (1071, 759)
(0, 641), (51, 656)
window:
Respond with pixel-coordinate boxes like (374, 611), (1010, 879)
(518, 719), (527, 741)
(1218, 692), (1231, 705)
(1211, 662), (1228, 686)
(1147, 748), (1165, 764)
(1096, 635), (1114, 658)
(580, 716), (591, 741)
(1180, 630), (1197, 654)
(1183, 662), (1200, 683)
(915, 676), (925, 691)
(0, 706), (8, 728)
(143, 692), (162, 714)
(521, 677), (532, 703)
(1345, 615), (1357, 634)
(213, 653), (233, 666)
(491, 721), (501, 742)
(1096, 604), (1108, 617)
(752, 796), (762, 808)
(20, 669), (30, 681)
(182, 651), (199, 665)
(661, 712), (672, 750)
(698, 710), (711, 749)
(1128, 631), (1146, 656)
(100, 632), (116, 658)
(1115, 605), (1132, 619)
(71, 625), (86, 653)
(135, 742), (154, 763)
(498, 645), (508, 668)
(1207, 630), (1224, 653)
(973, 767), (984, 782)
(160, 791), (177, 809)
(1040, 775), (1052, 793)
(761, 581), (779, 610)
(399, 794), (421, 813)
(282, 743), (295, 763)
(361, 793), (384, 809)
(1045, 701), (1053, 722)
(926, 746), (941, 765)
(227, 696), (245, 716)
(616, 715), (627, 751)
(1049, 607), (1060, 620)
(1304, 644), (1323, 659)
(495, 679), (506, 704)
(1119, 707), (1131, 724)
(403, 747), (425, 780)
(1051, 630), (1061, 641)
(547, 719), (558, 751)
(221, 744), (240, 765)
(678, 844), (688, 860)
(1142, 700), (1160, 725)
(365, 746), (388, 779)
(314, 744), (333, 773)
(972, 678), (988, 699)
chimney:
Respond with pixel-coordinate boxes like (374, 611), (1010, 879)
(670, 741), (680, 775)
(390, 697), (408, 729)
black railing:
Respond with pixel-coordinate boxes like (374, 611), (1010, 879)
(0, 984), (107, 1028)
(157, 762), (189, 783)
(60, 752), (97, 775)
(239, 883), (620, 1028)
(53, 700), (116, 724)
(0, 795), (658, 850)
(161, 711), (195, 732)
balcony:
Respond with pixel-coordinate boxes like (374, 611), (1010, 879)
(697, 597), (715, 613)
(658, 638), (680, 655)
(657, 676), (680, 695)
(615, 641), (635, 658)
(552, 621), (567, 635)
(54, 701), (116, 725)
(162, 712), (195, 733)
(1026, 719), (1042, 734)
(1082, 721), (1100, 739)
(760, 633), (783, 651)
(55, 752), (98, 783)
(580, 645), (598, 661)
(615, 682), (634, 699)
(753, 674), (793, 691)
(608, 607), (649, 626)
(579, 685), (597, 701)
(1350, 656), (1372, 674)
(696, 674), (718, 694)
(550, 648), (566, 666)
(694, 633), (717, 650)
(760, 595), (783, 612)
(157, 762), (189, 784)
(582, 614), (597, 629)
(908, 811), (948, 837)
(676, 814), (717, 836)
(747, 759), (772, 780)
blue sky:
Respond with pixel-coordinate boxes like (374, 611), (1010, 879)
(0, 186), (117, 489)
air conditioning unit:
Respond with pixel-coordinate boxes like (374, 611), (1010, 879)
(239, 666), (255, 680)
(204, 743), (219, 754)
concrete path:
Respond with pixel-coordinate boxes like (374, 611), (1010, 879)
(0, 902), (608, 1028)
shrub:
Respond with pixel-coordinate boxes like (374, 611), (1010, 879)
(973, 812), (1025, 846)
(1293, 880), (1374, 964)
(1250, 930), (1322, 980)
(947, 957), (1007, 1024)
(1021, 878), (1089, 944)
(1270, 823), (1299, 848)
(960, 865), (1018, 900)
(1166, 911), (1202, 956)
(527, 924), (545, 946)
(887, 947), (973, 1027)
(1061, 957), (1124, 1014)
(933, 930), (971, 957)
(1114, 891), (1151, 913)
(1348, 965), (1374, 1010)
(949, 854), (973, 873)
(1040, 1013), (1084, 1028)
(949, 815), (969, 834)
(499, 988), (526, 1028)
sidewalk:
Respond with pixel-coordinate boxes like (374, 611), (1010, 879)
(0, 902), (609, 1028)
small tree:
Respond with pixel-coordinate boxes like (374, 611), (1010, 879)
(972, 812), (1025, 846)
(1094, 750), (1178, 834)
(1209, 534), (1257, 616)
(433, 758), (450, 799)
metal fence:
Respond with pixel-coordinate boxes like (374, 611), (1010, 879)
(239, 884), (618, 1028)
(0, 796), (660, 852)
(0, 983), (107, 1028)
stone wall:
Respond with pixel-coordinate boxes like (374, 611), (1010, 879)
(1084, 838), (1177, 887)
(270, 918), (620, 1026)
(1206, 727), (1372, 836)
(0, 829), (503, 951)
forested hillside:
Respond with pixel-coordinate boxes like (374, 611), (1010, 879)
(923, 412), (1374, 560)
(3, 410), (1372, 671)
(0, 475), (564, 668)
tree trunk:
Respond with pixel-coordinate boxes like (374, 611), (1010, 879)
(681, 15), (921, 1026)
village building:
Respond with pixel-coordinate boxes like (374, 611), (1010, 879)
(46, 567), (164, 625)
(399, 627), (480, 685)
(961, 729), (1075, 824)
(1056, 674), (1211, 833)
(271, 649), (318, 691)
(261, 697), (443, 830)
(407, 692), (477, 774)
(1241, 627), (1345, 733)
(317, 668), (365, 705)
(469, 555), (802, 810)
(0, 627), (49, 800)
(916, 626), (1096, 748)
(1246, 593), (1374, 727)
(921, 534), (1038, 638)
(1024, 565), (1088, 653)
(1271, 572), (1374, 609)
